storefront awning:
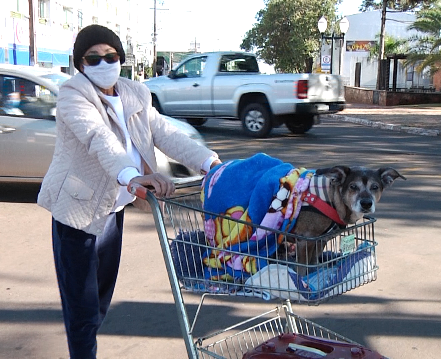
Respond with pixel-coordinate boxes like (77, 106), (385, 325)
(8, 44), (29, 65)
(3, 45), (70, 67)
(37, 50), (53, 63)
(52, 52), (69, 67)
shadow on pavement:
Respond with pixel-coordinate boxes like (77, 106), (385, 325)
(2, 296), (439, 347)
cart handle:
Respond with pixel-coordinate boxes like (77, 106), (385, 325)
(127, 182), (154, 200)
(127, 177), (203, 200)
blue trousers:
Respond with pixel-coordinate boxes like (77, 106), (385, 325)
(52, 211), (124, 359)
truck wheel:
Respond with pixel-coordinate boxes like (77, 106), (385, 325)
(186, 118), (208, 126)
(241, 103), (272, 138)
(285, 115), (315, 134)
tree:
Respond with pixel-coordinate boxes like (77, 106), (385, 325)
(240, 0), (340, 73)
(359, 0), (437, 89)
(405, 4), (441, 75)
(359, 0), (434, 11)
(368, 34), (410, 59)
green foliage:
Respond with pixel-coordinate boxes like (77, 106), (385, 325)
(240, 0), (340, 73)
(405, 4), (441, 74)
(368, 34), (410, 59)
(359, 0), (436, 12)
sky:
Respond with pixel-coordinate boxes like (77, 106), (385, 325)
(152, 0), (363, 53)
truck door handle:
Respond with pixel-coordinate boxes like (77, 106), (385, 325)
(0, 125), (16, 134)
(192, 83), (200, 87)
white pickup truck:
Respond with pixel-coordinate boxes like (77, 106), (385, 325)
(144, 52), (345, 137)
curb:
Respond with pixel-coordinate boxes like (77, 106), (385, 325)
(328, 114), (440, 137)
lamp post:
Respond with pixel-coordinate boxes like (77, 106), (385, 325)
(318, 16), (349, 74)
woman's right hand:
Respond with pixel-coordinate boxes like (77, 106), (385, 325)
(129, 173), (175, 198)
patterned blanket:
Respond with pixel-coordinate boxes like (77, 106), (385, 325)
(201, 153), (315, 282)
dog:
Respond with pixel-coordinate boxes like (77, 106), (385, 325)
(201, 154), (406, 280)
(284, 165), (406, 275)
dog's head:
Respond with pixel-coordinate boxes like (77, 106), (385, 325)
(316, 166), (406, 223)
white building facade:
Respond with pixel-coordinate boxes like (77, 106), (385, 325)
(339, 10), (431, 89)
(0, 0), (153, 77)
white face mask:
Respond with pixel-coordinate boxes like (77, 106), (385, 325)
(83, 60), (121, 89)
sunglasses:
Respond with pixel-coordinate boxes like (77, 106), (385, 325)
(83, 52), (120, 66)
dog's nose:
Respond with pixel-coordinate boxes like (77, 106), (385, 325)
(360, 198), (373, 210)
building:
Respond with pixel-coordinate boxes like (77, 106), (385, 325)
(340, 10), (433, 90)
(0, 0), (153, 78)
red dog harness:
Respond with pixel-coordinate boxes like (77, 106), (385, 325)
(302, 192), (346, 226)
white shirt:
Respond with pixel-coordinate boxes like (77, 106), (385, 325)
(104, 93), (142, 212)
(105, 94), (218, 212)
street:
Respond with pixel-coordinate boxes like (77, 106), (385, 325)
(1, 116), (440, 359)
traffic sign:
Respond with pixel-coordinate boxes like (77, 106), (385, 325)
(321, 55), (331, 71)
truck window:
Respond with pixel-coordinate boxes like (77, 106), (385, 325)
(219, 54), (259, 73)
(175, 56), (207, 78)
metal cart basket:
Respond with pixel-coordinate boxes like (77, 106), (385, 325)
(130, 181), (378, 359)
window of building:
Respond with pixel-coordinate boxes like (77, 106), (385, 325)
(63, 7), (73, 25)
(38, 0), (47, 18)
(77, 10), (83, 29)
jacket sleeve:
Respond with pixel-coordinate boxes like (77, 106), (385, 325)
(128, 81), (218, 174)
(149, 108), (218, 174)
(56, 80), (136, 181)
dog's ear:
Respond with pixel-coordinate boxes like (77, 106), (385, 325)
(377, 168), (407, 187)
(316, 166), (350, 186)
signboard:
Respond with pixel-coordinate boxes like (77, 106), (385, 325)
(321, 54), (331, 72)
(125, 54), (135, 66)
(346, 41), (377, 52)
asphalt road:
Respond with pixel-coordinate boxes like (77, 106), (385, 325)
(1, 116), (440, 358)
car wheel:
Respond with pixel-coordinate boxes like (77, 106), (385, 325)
(186, 118), (207, 126)
(285, 115), (315, 134)
(240, 103), (272, 138)
(152, 96), (163, 113)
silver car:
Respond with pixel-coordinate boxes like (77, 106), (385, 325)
(0, 65), (204, 183)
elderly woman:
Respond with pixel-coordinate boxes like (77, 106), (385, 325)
(37, 24), (220, 359)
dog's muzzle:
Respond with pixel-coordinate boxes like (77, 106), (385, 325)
(360, 198), (374, 212)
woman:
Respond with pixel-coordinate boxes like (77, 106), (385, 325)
(37, 24), (220, 359)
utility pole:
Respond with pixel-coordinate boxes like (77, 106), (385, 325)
(151, 1), (169, 77)
(152, 0), (157, 77)
(376, 0), (387, 90)
(28, 0), (37, 66)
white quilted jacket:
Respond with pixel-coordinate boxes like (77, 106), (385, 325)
(37, 73), (217, 235)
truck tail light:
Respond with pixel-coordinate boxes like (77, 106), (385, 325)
(297, 80), (308, 99)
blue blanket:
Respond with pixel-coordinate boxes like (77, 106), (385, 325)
(201, 153), (315, 282)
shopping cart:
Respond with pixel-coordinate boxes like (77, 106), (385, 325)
(129, 180), (378, 359)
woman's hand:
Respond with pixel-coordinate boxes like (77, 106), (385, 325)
(129, 173), (175, 198)
(210, 159), (222, 169)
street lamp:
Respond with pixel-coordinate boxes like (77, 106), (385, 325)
(318, 16), (349, 74)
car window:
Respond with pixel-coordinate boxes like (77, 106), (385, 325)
(40, 73), (70, 87)
(219, 54), (260, 73)
(176, 56), (207, 78)
(0, 75), (56, 120)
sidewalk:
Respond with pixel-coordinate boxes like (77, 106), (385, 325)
(328, 103), (440, 136)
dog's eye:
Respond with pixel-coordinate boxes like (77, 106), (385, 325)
(350, 184), (358, 191)
(371, 183), (380, 191)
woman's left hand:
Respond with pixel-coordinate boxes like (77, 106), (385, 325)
(129, 173), (175, 197)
